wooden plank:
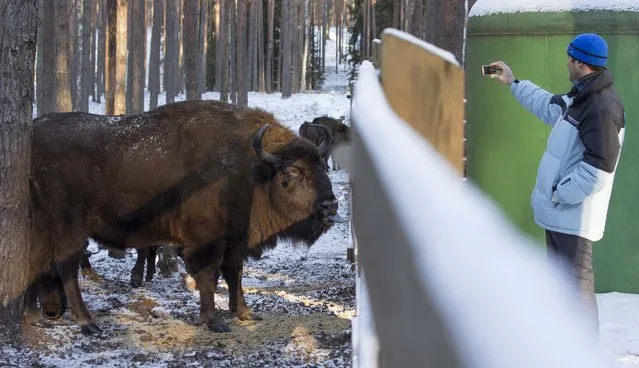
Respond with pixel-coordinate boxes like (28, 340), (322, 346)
(380, 29), (465, 175)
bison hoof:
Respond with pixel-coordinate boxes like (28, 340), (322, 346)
(237, 312), (263, 321)
(130, 276), (143, 288)
(42, 308), (65, 320)
(207, 316), (232, 333)
(81, 323), (103, 335)
(209, 322), (232, 333)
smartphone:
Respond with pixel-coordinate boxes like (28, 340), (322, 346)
(481, 65), (500, 75)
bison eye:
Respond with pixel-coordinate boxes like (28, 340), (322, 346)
(283, 167), (298, 179)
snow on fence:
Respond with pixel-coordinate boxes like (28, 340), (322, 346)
(346, 29), (608, 368)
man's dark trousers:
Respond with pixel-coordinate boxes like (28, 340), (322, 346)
(545, 230), (599, 339)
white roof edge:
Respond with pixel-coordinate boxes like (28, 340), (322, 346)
(469, 0), (639, 18)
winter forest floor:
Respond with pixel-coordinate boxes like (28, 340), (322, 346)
(2, 29), (355, 367)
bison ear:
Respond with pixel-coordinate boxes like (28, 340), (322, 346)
(252, 163), (275, 183)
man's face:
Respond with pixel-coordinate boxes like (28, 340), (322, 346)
(567, 56), (583, 82)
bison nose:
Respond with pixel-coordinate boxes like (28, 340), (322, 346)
(321, 198), (339, 212)
(320, 198), (346, 223)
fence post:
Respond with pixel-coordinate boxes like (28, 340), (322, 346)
(371, 39), (382, 69)
(379, 29), (465, 175)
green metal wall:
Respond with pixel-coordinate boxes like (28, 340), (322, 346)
(466, 11), (639, 293)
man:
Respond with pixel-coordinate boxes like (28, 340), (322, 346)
(489, 33), (626, 338)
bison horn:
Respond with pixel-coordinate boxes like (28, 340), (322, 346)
(253, 124), (280, 165)
(309, 123), (333, 157)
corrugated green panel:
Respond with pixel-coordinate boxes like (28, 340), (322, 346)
(466, 11), (639, 293)
(465, 36), (548, 245)
(590, 34), (639, 293)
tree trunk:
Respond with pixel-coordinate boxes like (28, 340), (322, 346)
(220, 0), (229, 102)
(198, 0), (208, 95)
(0, 0), (37, 342)
(424, 0), (465, 63)
(236, 0), (247, 106)
(257, 0), (265, 92)
(176, 1), (184, 94)
(148, 0), (163, 108)
(308, 0), (314, 89)
(80, 0), (92, 112)
(214, 0), (222, 92)
(265, 0), (274, 93)
(280, 0), (292, 98)
(114, 0), (127, 114)
(229, 0), (237, 104)
(89, 0), (98, 102)
(127, 0), (144, 112)
(105, 0), (116, 114)
(69, 1), (80, 111)
(334, 0), (339, 72)
(97, 0), (105, 104)
(247, 0), (255, 91)
(55, 0), (73, 112)
(290, 0), (298, 94)
(183, 0), (201, 100)
(37, 0), (56, 117)
(301, 0), (309, 89)
(165, 0), (178, 103)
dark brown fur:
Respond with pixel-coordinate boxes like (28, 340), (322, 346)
(298, 122), (333, 171)
(310, 116), (350, 170)
(26, 100), (340, 334)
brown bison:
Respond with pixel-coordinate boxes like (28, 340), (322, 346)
(26, 100), (344, 334)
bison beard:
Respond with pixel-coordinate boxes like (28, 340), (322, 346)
(26, 100), (344, 334)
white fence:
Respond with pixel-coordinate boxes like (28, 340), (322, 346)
(344, 30), (608, 368)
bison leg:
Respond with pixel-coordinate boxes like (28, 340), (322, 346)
(145, 247), (157, 282)
(22, 282), (41, 325)
(221, 262), (261, 321)
(130, 248), (149, 288)
(39, 272), (67, 320)
(56, 254), (102, 335)
(183, 249), (230, 333)
(80, 248), (102, 282)
(157, 245), (179, 276)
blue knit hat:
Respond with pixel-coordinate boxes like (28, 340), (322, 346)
(567, 33), (608, 67)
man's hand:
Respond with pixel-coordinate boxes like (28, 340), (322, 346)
(489, 61), (516, 85)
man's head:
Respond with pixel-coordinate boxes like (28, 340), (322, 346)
(566, 33), (608, 82)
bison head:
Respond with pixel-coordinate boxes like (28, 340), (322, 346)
(252, 124), (345, 246)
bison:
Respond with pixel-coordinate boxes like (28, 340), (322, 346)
(298, 122), (334, 171)
(310, 116), (350, 171)
(26, 100), (345, 334)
